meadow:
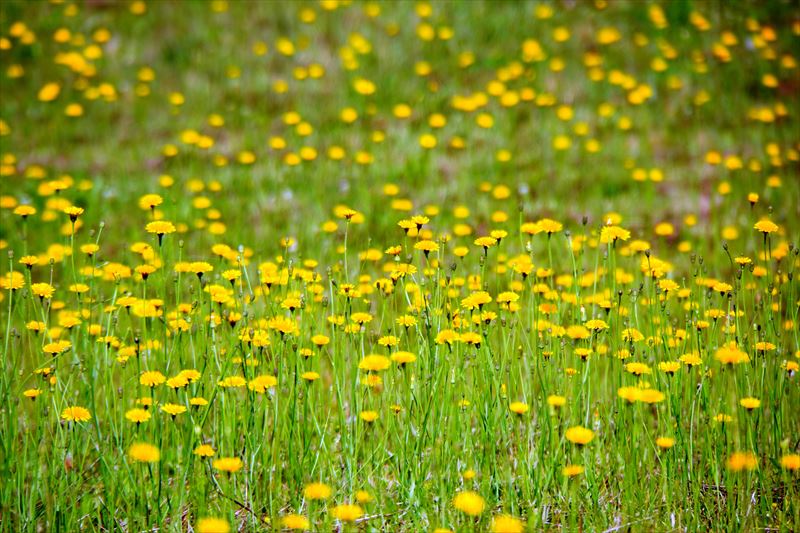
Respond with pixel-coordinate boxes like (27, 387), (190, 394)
(1, 0), (799, 531)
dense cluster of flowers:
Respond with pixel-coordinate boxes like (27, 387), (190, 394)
(1, 1), (798, 531)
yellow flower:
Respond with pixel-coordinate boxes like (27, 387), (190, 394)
(38, 82), (61, 102)
(125, 408), (151, 424)
(654, 222), (674, 236)
(658, 279), (680, 292)
(166, 374), (189, 389)
(196, 517), (230, 533)
(138, 194), (163, 210)
(753, 219), (778, 234)
(189, 261), (213, 277)
(350, 312), (373, 324)
(282, 514), (310, 530)
(61, 406), (91, 422)
(332, 504), (363, 522)
(567, 325), (590, 340)
(145, 221), (176, 244)
(178, 369), (201, 382)
(359, 410), (379, 422)
(311, 334), (330, 346)
(491, 514), (525, 533)
(140, 371), (166, 387)
(715, 344), (749, 365)
(81, 244), (100, 256)
(23, 388), (43, 400)
(726, 452), (758, 472)
(780, 454), (800, 471)
(474, 236), (498, 249)
(625, 362), (652, 375)
(739, 397), (761, 410)
(248, 374), (278, 393)
(128, 442), (160, 463)
(659, 361), (681, 374)
(600, 225), (631, 244)
(755, 342), (776, 352)
(14, 205), (37, 218)
(160, 403), (187, 417)
(638, 389), (665, 404)
(509, 401), (529, 415)
(461, 291), (492, 310)
(565, 425), (595, 445)
(562, 464), (585, 477)
(419, 133), (437, 149)
(410, 214), (429, 227)
(547, 395), (566, 408)
(352, 78), (375, 95)
(537, 218), (563, 235)
(358, 354), (391, 372)
(582, 319), (607, 331)
(303, 482), (332, 500)
(137, 397), (154, 409)
(2, 272), (25, 291)
(63, 206), (84, 221)
(31, 283), (55, 299)
(19, 255), (39, 268)
(194, 444), (216, 457)
(390, 351), (417, 366)
(44, 340), (72, 355)
(145, 220), (176, 235)
(212, 457), (243, 473)
(656, 437), (675, 449)
(452, 490), (485, 516)
(414, 239), (439, 255)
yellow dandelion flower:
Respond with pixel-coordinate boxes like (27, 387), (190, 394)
(565, 426), (595, 445)
(61, 406), (91, 422)
(452, 490), (485, 516)
(128, 442), (160, 463)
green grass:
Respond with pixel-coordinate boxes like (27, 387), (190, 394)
(1, 0), (799, 531)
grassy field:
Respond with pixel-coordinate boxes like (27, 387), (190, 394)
(1, 0), (799, 531)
